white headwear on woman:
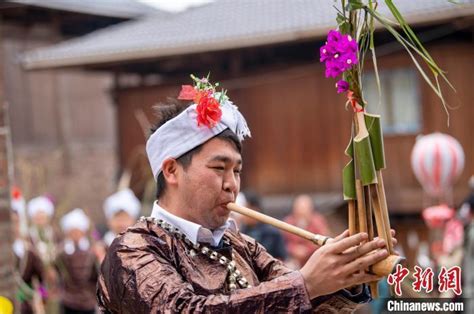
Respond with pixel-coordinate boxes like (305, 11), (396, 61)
(60, 208), (90, 233)
(103, 188), (141, 220)
(27, 196), (54, 218)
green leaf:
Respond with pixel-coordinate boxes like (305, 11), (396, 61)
(348, 0), (364, 10)
(364, 113), (385, 170)
(354, 134), (377, 186)
(343, 160), (356, 200)
(343, 138), (356, 200)
(364, 5), (455, 115)
(337, 13), (346, 25)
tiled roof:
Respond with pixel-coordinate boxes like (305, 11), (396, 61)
(22, 0), (474, 69)
(7, 0), (159, 19)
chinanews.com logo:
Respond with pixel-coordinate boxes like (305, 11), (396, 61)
(382, 265), (465, 313)
(385, 299), (464, 312)
(387, 265), (462, 297)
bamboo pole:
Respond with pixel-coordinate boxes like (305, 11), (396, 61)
(376, 171), (394, 254)
(364, 185), (379, 298)
(364, 186), (374, 241)
(348, 200), (357, 236)
(370, 184), (392, 251)
(227, 202), (329, 246)
(227, 202), (403, 277)
(355, 180), (368, 235)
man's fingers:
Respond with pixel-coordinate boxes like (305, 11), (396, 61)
(392, 237), (397, 246)
(326, 229), (349, 244)
(334, 229), (350, 241)
(391, 229), (396, 237)
(327, 233), (368, 253)
(372, 235), (398, 247)
(341, 238), (386, 263)
(341, 249), (389, 276)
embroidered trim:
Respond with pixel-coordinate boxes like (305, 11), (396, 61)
(140, 216), (251, 291)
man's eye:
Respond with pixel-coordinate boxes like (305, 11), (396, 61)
(234, 169), (242, 174)
(212, 166), (225, 170)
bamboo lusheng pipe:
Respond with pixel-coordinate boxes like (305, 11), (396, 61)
(228, 202), (330, 246)
(348, 200), (357, 236)
(227, 202), (403, 277)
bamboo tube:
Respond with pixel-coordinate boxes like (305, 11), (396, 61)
(364, 185), (379, 298)
(370, 282), (379, 299)
(227, 202), (329, 246)
(364, 186), (374, 241)
(376, 171), (394, 254)
(369, 185), (392, 250)
(227, 202), (402, 277)
(355, 180), (368, 235)
(348, 200), (357, 236)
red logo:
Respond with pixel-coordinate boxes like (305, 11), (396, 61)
(438, 266), (462, 295)
(412, 266), (434, 293)
(387, 264), (410, 296)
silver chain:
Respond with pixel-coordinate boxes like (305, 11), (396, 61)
(140, 216), (251, 291)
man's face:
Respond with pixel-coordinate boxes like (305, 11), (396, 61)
(68, 228), (86, 243)
(293, 195), (314, 226)
(176, 137), (242, 230)
(109, 210), (135, 234)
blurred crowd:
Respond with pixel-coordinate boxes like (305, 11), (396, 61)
(10, 188), (140, 314)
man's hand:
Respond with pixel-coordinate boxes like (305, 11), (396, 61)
(299, 230), (389, 299)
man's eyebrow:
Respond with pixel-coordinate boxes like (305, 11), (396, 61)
(209, 155), (242, 165)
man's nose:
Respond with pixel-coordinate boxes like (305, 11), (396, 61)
(223, 171), (239, 195)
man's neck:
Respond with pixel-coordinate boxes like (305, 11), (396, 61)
(151, 202), (236, 246)
(157, 198), (196, 224)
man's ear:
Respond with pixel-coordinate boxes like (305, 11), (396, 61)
(161, 158), (179, 186)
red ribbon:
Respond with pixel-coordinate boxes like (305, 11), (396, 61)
(347, 91), (364, 113)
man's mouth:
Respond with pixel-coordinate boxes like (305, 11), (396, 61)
(216, 203), (231, 215)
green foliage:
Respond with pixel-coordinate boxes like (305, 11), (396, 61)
(337, 0), (455, 120)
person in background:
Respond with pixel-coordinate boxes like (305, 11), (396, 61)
(27, 196), (58, 266)
(102, 188), (141, 248)
(11, 187), (46, 314)
(56, 208), (98, 314)
(238, 190), (288, 261)
(93, 189), (141, 263)
(284, 194), (330, 268)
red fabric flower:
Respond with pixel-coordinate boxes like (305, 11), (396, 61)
(11, 186), (21, 200)
(196, 92), (222, 128)
(178, 85), (197, 100)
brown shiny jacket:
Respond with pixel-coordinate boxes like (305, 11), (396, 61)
(97, 219), (368, 313)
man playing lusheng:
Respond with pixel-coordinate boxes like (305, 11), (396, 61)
(97, 76), (395, 313)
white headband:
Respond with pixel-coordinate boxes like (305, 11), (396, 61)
(60, 208), (90, 233)
(103, 188), (141, 219)
(27, 196), (54, 218)
(146, 100), (251, 180)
